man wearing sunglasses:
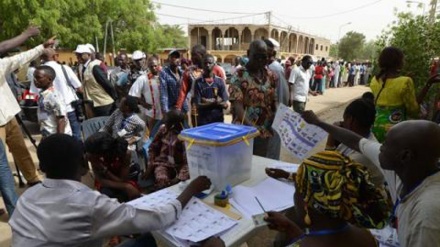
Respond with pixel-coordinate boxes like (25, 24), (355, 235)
(288, 55), (317, 113)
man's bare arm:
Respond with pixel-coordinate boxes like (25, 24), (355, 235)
(0, 26), (40, 53)
(302, 110), (363, 152)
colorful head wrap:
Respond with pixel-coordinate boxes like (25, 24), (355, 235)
(296, 151), (391, 229)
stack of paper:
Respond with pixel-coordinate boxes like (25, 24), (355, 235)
(127, 189), (237, 246)
(268, 161), (300, 174)
(230, 177), (295, 219)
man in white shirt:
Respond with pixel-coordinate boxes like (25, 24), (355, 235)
(39, 48), (82, 140)
(9, 134), (212, 247)
(264, 39), (288, 160)
(129, 56), (162, 134)
(0, 27), (55, 185)
(288, 55), (316, 113)
(302, 110), (440, 247)
(34, 66), (72, 137)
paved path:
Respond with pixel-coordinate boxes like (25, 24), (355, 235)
(0, 86), (370, 247)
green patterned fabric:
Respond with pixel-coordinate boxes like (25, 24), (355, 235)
(372, 106), (406, 143)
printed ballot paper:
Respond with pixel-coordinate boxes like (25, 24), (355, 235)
(272, 103), (328, 159)
(127, 189), (237, 245)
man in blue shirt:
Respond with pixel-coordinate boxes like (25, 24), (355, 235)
(159, 50), (188, 115)
(194, 54), (228, 126)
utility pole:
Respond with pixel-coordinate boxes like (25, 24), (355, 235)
(110, 21), (115, 66)
(103, 20), (110, 57)
(429, 0), (438, 23)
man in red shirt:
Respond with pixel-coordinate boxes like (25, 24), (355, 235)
(175, 45), (225, 126)
(313, 61), (324, 94)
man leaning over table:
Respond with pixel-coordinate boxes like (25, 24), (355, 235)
(0, 26), (55, 186)
(9, 134), (220, 247)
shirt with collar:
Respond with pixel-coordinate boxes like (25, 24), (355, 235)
(288, 65), (311, 102)
(0, 45), (44, 126)
(159, 66), (188, 113)
(9, 178), (182, 247)
(397, 171), (440, 247)
(129, 73), (163, 120)
(42, 61), (82, 112)
(38, 86), (72, 137)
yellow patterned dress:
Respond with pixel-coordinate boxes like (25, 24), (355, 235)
(370, 76), (419, 143)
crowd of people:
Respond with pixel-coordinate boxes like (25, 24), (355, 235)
(0, 25), (440, 247)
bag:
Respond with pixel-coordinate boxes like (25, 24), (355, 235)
(60, 65), (86, 121)
(70, 99), (85, 122)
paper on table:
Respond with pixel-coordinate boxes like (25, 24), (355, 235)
(272, 103), (328, 159)
(231, 178), (295, 219)
(165, 197), (237, 242)
(268, 160), (300, 174)
(127, 189), (237, 244)
(126, 189), (178, 210)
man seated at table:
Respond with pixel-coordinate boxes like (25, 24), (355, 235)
(9, 134), (212, 247)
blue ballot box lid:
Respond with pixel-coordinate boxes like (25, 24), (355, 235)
(179, 123), (259, 144)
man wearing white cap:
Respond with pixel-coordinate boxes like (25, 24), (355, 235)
(129, 50), (147, 85)
(75, 44), (116, 117)
(85, 43), (108, 74)
(264, 38), (288, 160)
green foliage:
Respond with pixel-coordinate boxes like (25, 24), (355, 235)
(376, 11), (440, 96)
(0, 0), (187, 53)
(329, 44), (338, 58)
(338, 31), (366, 61)
(359, 40), (379, 62)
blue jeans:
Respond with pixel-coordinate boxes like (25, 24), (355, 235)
(67, 111), (82, 141)
(116, 233), (157, 247)
(0, 140), (19, 215)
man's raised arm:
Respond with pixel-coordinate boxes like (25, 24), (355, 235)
(0, 26), (40, 54)
(301, 110), (363, 152)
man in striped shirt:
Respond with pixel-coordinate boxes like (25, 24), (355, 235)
(194, 54), (228, 126)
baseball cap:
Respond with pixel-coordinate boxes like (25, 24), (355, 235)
(168, 50), (180, 58)
(132, 50), (146, 60)
(268, 38), (280, 51)
(74, 44), (91, 54)
(85, 43), (95, 53)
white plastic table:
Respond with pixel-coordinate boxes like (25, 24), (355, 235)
(152, 155), (278, 247)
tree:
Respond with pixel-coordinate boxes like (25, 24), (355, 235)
(360, 40), (379, 61)
(0, 0), (187, 53)
(338, 31), (366, 61)
(376, 11), (440, 116)
(377, 11), (440, 92)
(329, 44), (338, 58)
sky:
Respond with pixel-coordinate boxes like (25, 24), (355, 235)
(153, 0), (428, 43)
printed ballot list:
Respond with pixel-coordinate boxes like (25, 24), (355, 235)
(272, 104), (328, 159)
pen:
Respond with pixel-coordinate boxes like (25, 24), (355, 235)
(255, 197), (266, 213)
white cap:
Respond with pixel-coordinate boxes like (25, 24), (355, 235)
(85, 43), (95, 53)
(132, 50), (146, 60)
(268, 38), (280, 51)
(74, 44), (91, 54)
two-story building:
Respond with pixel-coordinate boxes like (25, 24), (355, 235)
(188, 23), (331, 64)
